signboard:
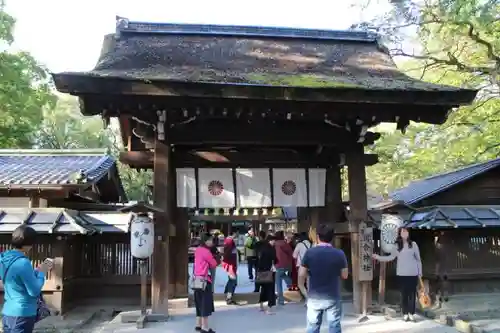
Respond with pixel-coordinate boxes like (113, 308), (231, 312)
(380, 214), (403, 253)
(358, 222), (373, 281)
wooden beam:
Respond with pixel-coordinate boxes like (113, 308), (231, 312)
(167, 120), (380, 146)
(120, 150), (378, 169)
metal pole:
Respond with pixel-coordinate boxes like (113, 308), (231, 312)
(140, 259), (148, 316)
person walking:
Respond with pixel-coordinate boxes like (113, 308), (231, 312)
(298, 224), (348, 333)
(244, 227), (258, 281)
(293, 232), (312, 299)
(252, 230), (267, 292)
(274, 231), (293, 306)
(372, 227), (422, 322)
(1, 225), (52, 333)
(222, 236), (238, 305)
(255, 234), (277, 315)
(193, 233), (218, 333)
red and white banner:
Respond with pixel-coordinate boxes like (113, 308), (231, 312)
(272, 169), (307, 207)
(198, 169), (235, 208)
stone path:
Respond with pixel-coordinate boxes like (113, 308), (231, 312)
(93, 302), (462, 333)
(420, 292), (500, 332)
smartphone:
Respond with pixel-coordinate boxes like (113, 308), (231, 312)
(43, 258), (54, 267)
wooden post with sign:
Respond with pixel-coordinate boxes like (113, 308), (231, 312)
(358, 221), (373, 316)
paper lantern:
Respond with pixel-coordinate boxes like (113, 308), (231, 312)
(130, 214), (154, 259)
(380, 214), (403, 254)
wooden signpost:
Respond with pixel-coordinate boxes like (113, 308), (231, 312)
(358, 222), (373, 317)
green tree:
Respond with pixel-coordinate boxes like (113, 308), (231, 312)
(355, 0), (500, 195)
(35, 96), (152, 201)
(0, 0), (55, 147)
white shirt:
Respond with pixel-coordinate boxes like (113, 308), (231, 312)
(293, 240), (311, 267)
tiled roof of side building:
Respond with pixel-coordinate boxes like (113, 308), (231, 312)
(390, 158), (500, 205)
(0, 149), (126, 202)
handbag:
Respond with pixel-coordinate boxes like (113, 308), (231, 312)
(2, 257), (51, 322)
(190, 259), (207, 291)
(418, 276), (431, 309)
(256, 271), (273, 283)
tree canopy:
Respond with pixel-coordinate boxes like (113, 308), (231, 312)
(0, 0), (55, 148)
(359, 0), (500, 195)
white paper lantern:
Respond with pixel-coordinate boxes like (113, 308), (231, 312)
(130, 214), (154, 259)
(380, 214), (403, 254)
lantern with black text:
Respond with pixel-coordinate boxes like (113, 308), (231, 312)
(380, 214), (403, 254)
(130, 213), (154, 259)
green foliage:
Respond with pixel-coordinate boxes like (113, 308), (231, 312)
(0, 2), (55, 148)
(364, 0), (500, 196)
(36, 96), (153, 201)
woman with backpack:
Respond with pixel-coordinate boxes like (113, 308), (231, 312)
(292, 232), (312, 300)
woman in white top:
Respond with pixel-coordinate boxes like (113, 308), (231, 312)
(293, 232), (311, 300)
(373, 227), (422, 322)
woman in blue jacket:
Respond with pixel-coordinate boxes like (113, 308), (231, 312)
(1, 225), (51, 333)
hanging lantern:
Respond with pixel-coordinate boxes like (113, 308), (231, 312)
(130, 213), (154, 259)
(380, 214), (403, 254)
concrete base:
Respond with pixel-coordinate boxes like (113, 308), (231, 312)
(119, 311), (170, 329)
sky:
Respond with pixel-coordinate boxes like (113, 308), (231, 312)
(6, 0), (392, 73)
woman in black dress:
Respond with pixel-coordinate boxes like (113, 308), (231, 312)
(256, 234), (277, 314)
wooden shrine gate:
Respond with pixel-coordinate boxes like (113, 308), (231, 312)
(53, 19), (477, 314)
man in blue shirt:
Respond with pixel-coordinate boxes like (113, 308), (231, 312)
(298, 224), (348, 333)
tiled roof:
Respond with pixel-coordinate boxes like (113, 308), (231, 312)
(390, 158), (500, 205)
(0, 150), (117, 187)
(0, 208), (133, 234)
(405, 205), (500, 229)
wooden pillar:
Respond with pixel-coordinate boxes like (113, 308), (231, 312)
(347, 147), (370, 314)
(173, 208), (189, 297)
(48, 237), (66, 315)
(324, 166), (344, 237)
(297, 208), (309, 233)
(152, 140), (173, 315)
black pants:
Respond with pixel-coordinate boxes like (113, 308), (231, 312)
(247, 256), (257, 279)
(399, 275), (418, 315)
(258, 273), (276, 307)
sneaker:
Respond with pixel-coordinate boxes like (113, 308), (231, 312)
(195, 327), (202, 331)
(403, 314), (409, 322)
(226, 299), (237, 305)
(409, 314), (416, 322)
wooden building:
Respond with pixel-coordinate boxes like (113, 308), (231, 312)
(0, 150), (132, 314)
(370, 158), (500, 305)
(52, 19), (477, 314)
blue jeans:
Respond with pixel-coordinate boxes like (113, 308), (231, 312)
(306, 298), (342, 333)
(2, 315), (36, 333)
(275, 268), (292, 305)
